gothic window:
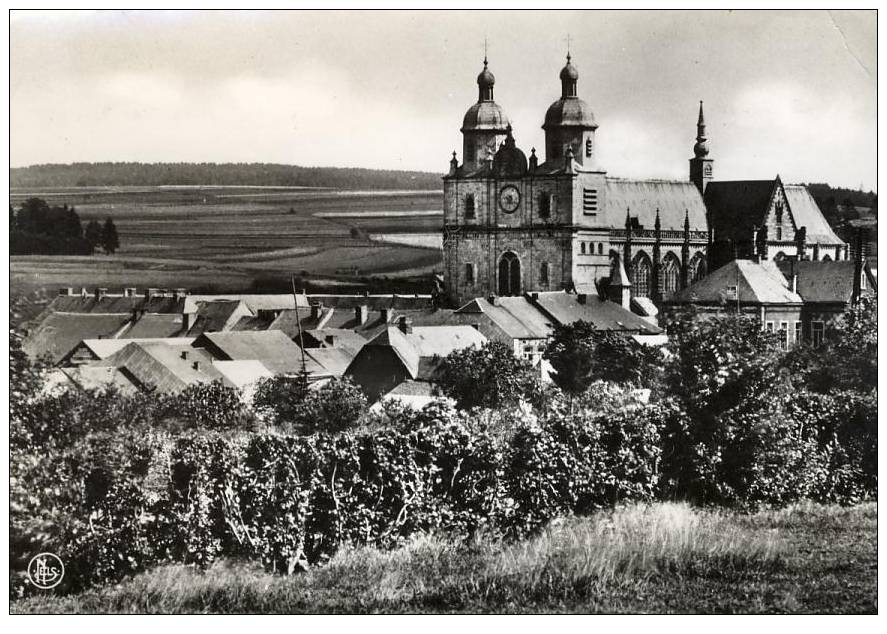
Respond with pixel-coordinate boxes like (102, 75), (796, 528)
(498, 252), (521, 297)
(585, 137), (593, 158)
(580, 242), (586, 255)
(775, 200), (784, 224)
(464, 262), (475, 284)
(632, 252), (652, 298)
(540, 262), (550, 286)
(661, 253), (680, 297)
(776, 227), (783, 241)
(583, 189), (598, 215)
(688, 252), (706, 283)
(822, 254), (832, 262)
(598, 243), (603, 255)
(465, 194), (476, 219)
(538, 192), (551, 219)
(774, 251), (786, 261)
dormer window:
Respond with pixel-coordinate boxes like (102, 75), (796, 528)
(465, 194), (476, 219)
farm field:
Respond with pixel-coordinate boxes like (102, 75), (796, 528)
(12, 502), (877, 614)
(10, 186), (445, 297)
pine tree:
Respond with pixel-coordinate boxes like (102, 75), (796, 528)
(85, 220), (103, 252)
(101, 218), (119, 254)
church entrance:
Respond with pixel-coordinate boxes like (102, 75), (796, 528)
(498, 251), (521, 296)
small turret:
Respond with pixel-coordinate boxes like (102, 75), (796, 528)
(689, 100), (714, 194)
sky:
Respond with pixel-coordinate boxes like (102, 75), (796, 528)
(9, 10), (877, 190)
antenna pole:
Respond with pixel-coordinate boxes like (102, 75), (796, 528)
(291, 273), (309, 391)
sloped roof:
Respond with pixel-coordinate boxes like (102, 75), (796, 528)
(100, 342), (222, 393)
(188, 294), (307, 311)
(194, 330), (320, 375)
(23, 313), (132, 364)
(776, 260), (857, 304)
(385, 379), (437, 397)
(304, 348), (356, 377)
(303, 329), (367, 355)
(122, 313), (185, 339)
(703, 180), (774, 241)
(53, 366), (139, 395)
(406, 325), (487, 359)
(669, 259), (802, 305)
(78, 337), (194, 360)
(187, 300), (251, 335)
(783, 185), (844, 245)
(364, 327), (421, 379)
(604, 178), (707, 231)
(456, 296), (552, 339)
(47, 294), (186, 314)
(230, 314), (276, 331)
(531, 291), (663, 334)
(212, 360), (273, 390)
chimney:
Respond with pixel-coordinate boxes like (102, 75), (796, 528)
(397, 316), (413, 334)
(192, 360), (201, 371)
(145, 288), (158, 300)
(123, 287), (136, 297)
(488, 294), (498, 306)
(530, 292), (539, 301)
(812, 244), (820, 261)
(59, 287), (73, 296)
(380, 307), (392, 322)
(789, 257), (798, 294)
(577, 293), (587, 305)
(181, 350), (189, 361)
(96, 287), (108, 301)
(310, 301), (323, 320)
(471, 322), (481, 331)
(182, 312), (193, 332)
(325, 334), (337, 346)
(355, 304), (369, 325)
(173, 288), (187, 300)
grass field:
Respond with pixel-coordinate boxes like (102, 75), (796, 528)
(11, 502), (876, 614)
(10, 186), (445, 298)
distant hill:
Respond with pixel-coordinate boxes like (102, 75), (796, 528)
(10, 162), (444, 190)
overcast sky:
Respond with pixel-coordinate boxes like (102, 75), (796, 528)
(10, 10), (877, 190)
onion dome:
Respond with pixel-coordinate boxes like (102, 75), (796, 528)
(462, 57), (510, 132)
(543, 55), (597, 130)
(492, 125), (528, 178)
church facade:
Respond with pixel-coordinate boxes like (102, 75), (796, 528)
(441, 55), (847, 308)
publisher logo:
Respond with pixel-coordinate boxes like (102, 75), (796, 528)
(27, 553), (64, 590)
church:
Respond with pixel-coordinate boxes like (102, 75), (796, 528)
(441, 54), (847, 308)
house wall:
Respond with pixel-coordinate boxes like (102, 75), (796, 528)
(345, 347), (413, 402)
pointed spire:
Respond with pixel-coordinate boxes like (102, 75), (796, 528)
(654, 208), (661, 232)
(693, 100), (710, 159)
(684, 208), (691, 234)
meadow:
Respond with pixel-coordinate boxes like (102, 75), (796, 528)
(12, 502), (877, 614)
(10, 186), (444, 297)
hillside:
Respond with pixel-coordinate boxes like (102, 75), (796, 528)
(10, 162), (444, 190)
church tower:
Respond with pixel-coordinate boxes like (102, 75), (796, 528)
(542, 54), (598, 166)
(460, 58), (510, 167)
(689, 101), (714, 193)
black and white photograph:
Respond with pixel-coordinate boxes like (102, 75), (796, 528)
(6, 8), (879, 615)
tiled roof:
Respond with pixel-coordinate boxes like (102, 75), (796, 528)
(78, 337), (194, 360)
(52, 366), (139, 395)
(187, 300), (251, 335)
(99, 342), (223, 393)
(303, 329), (367, 355)
(456, 296), (552, 339)
(47, 294), (187, 315)
(604, 178), (707, 232)
(783, 185), (844, 245)
(776, 260), (858, 304)
(669, 259), (802, 305)
(304, 348), (357, 377)
(23, 313), (132, 364)
(193, 330), (323, 376)
(212, 360), (273, 390)
(122, 313), (185, 339)
(405, 325), (487, 359)
(531, 291), (663, 334)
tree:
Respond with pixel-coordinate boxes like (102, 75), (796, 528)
(435, 341), (542, 410)
(85, 220), (103, 251)
(544, 321), (597, 400)
(101, 218), (119, 254)
(252, 375), (310, 426)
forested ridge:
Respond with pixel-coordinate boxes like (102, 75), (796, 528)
(10, 162), (444, 190)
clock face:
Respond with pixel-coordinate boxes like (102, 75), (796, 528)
(498, 185), (521, 213)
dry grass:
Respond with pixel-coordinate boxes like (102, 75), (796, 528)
(16, 502), (851, 614)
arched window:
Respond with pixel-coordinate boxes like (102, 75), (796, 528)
(498, 252), (521, 297)
(661, 253), (680, 297)
(580, 242), (586, 254)
(464, 194), (476, 219)
(598, 243), (603, 255)
(688, 252), (706, 284)
(774, 251), (786, 262)
(822, 254), (832, 262)
(585, 137), (593, 157)
(632, 252), (652, 298)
